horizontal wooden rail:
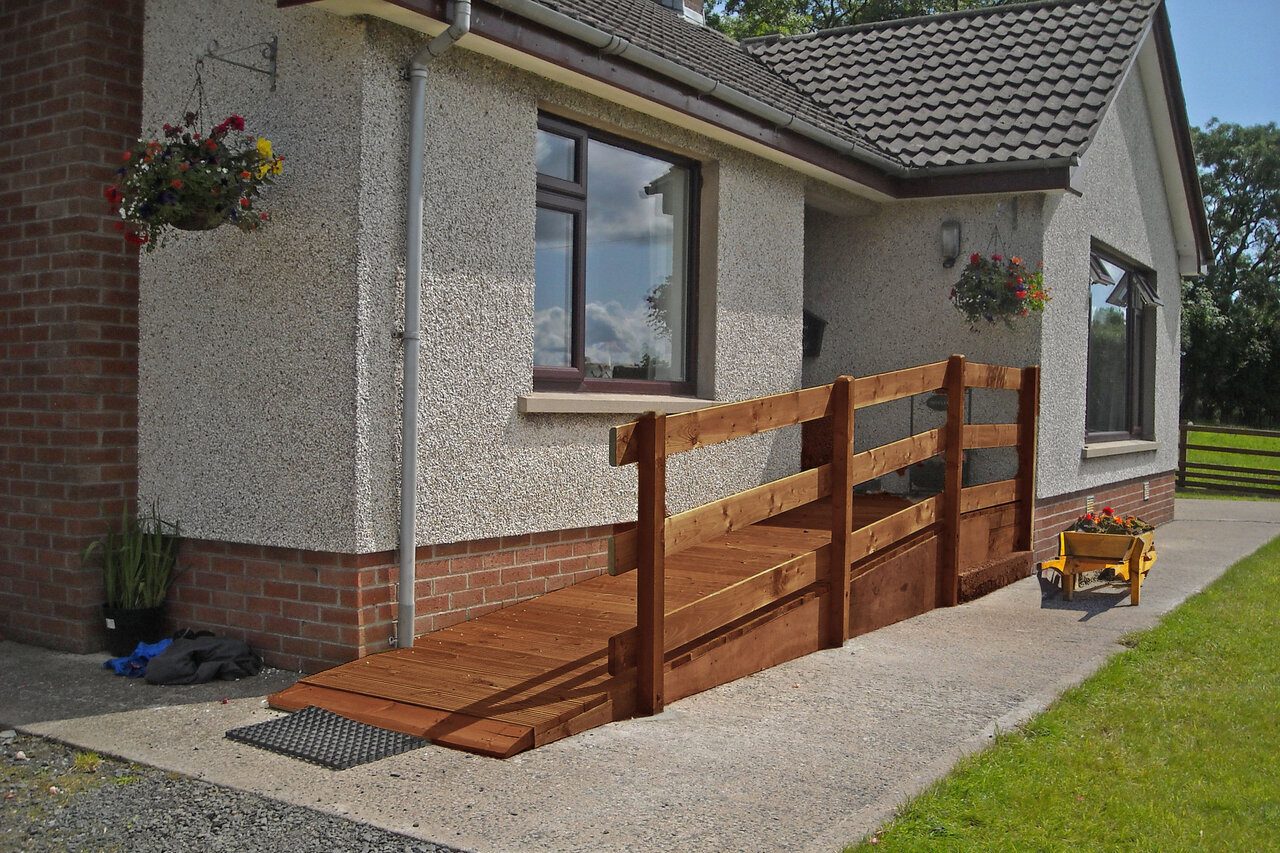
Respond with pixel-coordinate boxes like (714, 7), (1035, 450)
(1179, 479), (1280, 498)
(608, 547), (828, 673)
(663, 465), (833, 559)
(963, 361), (1023, 390)
(963, 422), (1019, 449)
(1181, 468), (1280, 488)
(610, 361), (953, 467)
(848, 495), (940, 564)
(1182, 424), (1280, 439)
(1181, 443), (1280, 459)
(850, 428), (942, 485)
(609, 464), (833, 575)
(959, 478), (1019, 513)
(1182, 460), (1280, 479)
(852, 361), (948, 409)
(611, 385), (833, 467)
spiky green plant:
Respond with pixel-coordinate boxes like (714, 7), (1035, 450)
(85, 502), (181, 610)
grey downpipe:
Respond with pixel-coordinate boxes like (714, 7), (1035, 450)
(397, 0), (472, 649)
(487, 0), (910, 176)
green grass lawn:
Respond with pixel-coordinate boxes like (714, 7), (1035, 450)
(1178, 428), (1279, 501)
(848, 534), (1280, 852)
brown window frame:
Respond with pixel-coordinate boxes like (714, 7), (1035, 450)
(1084, 244), (1156, 443)
(533, 113), (701, 396)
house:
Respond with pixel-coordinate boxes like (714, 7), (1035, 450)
(0, 0), (1206, 674)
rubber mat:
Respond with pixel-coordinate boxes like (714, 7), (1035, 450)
(225, 705), (428, 769)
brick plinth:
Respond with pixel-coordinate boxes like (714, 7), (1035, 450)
(170, 524), (619, 672)
(1032, 471), (1176, 563)
(0, 1), (143, 651)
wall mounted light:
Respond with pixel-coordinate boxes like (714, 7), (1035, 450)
(940, 220), (962, 268)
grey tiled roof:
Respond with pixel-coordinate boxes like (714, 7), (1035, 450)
(743, 0), (1159, 169)
(530, 0), (902, 163)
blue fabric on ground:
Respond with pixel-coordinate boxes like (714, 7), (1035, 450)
(103, 638), (173, 677)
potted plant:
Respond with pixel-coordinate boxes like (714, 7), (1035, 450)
(1042, 507), (1157, 604)
(950, 253), (1050, 327)
(85, 503), (181, 656)
(104, 112), (284, 251)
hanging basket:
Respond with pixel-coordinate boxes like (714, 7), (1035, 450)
(171, 208), (227, 231)
(950, 253), (1050, 327)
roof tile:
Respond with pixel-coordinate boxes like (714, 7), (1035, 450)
(743, 0), (1158, 169)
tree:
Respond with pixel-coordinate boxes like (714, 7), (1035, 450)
(1182, 121), (1280, 427)
(705, 0), (1014, 40)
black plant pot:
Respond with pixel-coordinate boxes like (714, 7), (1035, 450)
(102, 604), (166, 657)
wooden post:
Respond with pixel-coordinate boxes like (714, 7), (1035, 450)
(1015, 365), (1040, 553)
(827, 376), (854, 647)
(1176, 422), (1188, 489)
(636, 411), (667, 716)
(940, 354), (966, 607)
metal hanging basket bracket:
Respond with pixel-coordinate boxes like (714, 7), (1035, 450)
(203, 36), (278, 91)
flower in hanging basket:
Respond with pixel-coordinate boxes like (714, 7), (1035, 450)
(104, 113), (285, 252)
(950, 253), (1051, 327)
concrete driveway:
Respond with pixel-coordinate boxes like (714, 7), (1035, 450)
(4, 498), (1276, 852)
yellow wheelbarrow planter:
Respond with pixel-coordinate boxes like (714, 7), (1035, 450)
(1042, 531), (1157, 605)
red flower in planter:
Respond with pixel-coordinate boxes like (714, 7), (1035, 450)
(1102, 506), (1114, 516)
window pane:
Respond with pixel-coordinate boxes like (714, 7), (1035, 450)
(534, 207), (574, 367)
(536, 130), (576, 182)
(1086, 255), (1130, 434)
(584, 138), (690, 382)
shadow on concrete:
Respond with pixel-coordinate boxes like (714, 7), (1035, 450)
(1034, 571), (1134, 621)
(0, 640), (299, 729)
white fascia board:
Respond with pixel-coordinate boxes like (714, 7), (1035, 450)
(1136, 36), (1204, 278)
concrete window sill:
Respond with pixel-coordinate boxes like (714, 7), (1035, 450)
(518, 392), (717, 415)
(1081, 439), (1160, 459)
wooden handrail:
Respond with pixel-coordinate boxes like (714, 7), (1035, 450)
(852, 360), (948, 408)
(608, 465), (832, 575)
(963, 361), (1023, 390)
(960, 478), (1018, 513)
(612, 355), (1040, 716)
(611, 385), (834, 466)
(963, 422), (1019, 449)
(609, 360), (953, 467)
(851, 428), (942, 485)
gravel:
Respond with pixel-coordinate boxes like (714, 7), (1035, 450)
(1, 734), (460, 853)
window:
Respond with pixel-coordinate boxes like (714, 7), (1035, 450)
(533, 115), (699, 393)
(1086, 247), (1159, 440)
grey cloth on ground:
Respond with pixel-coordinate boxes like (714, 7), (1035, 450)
(145, 635), (262, 685)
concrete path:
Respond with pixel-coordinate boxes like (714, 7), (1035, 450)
(5, 499), (1277, 853)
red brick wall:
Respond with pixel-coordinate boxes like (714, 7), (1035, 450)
(171, 524), (618, 672)
(0, 1), (143, 651)
(1032, 471), (1176, 563)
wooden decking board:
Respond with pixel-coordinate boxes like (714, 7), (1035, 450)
(269, 493), (918, 758)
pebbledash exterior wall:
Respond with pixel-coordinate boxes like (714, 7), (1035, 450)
(136, 2), (804, 666)
(0, 0), (143, 652)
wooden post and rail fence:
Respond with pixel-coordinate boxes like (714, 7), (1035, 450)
(1177, 423), (1280, 499)
(606, 354), (1041, 716)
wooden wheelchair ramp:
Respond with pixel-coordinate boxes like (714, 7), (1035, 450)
(271, 356), (1039, 758)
